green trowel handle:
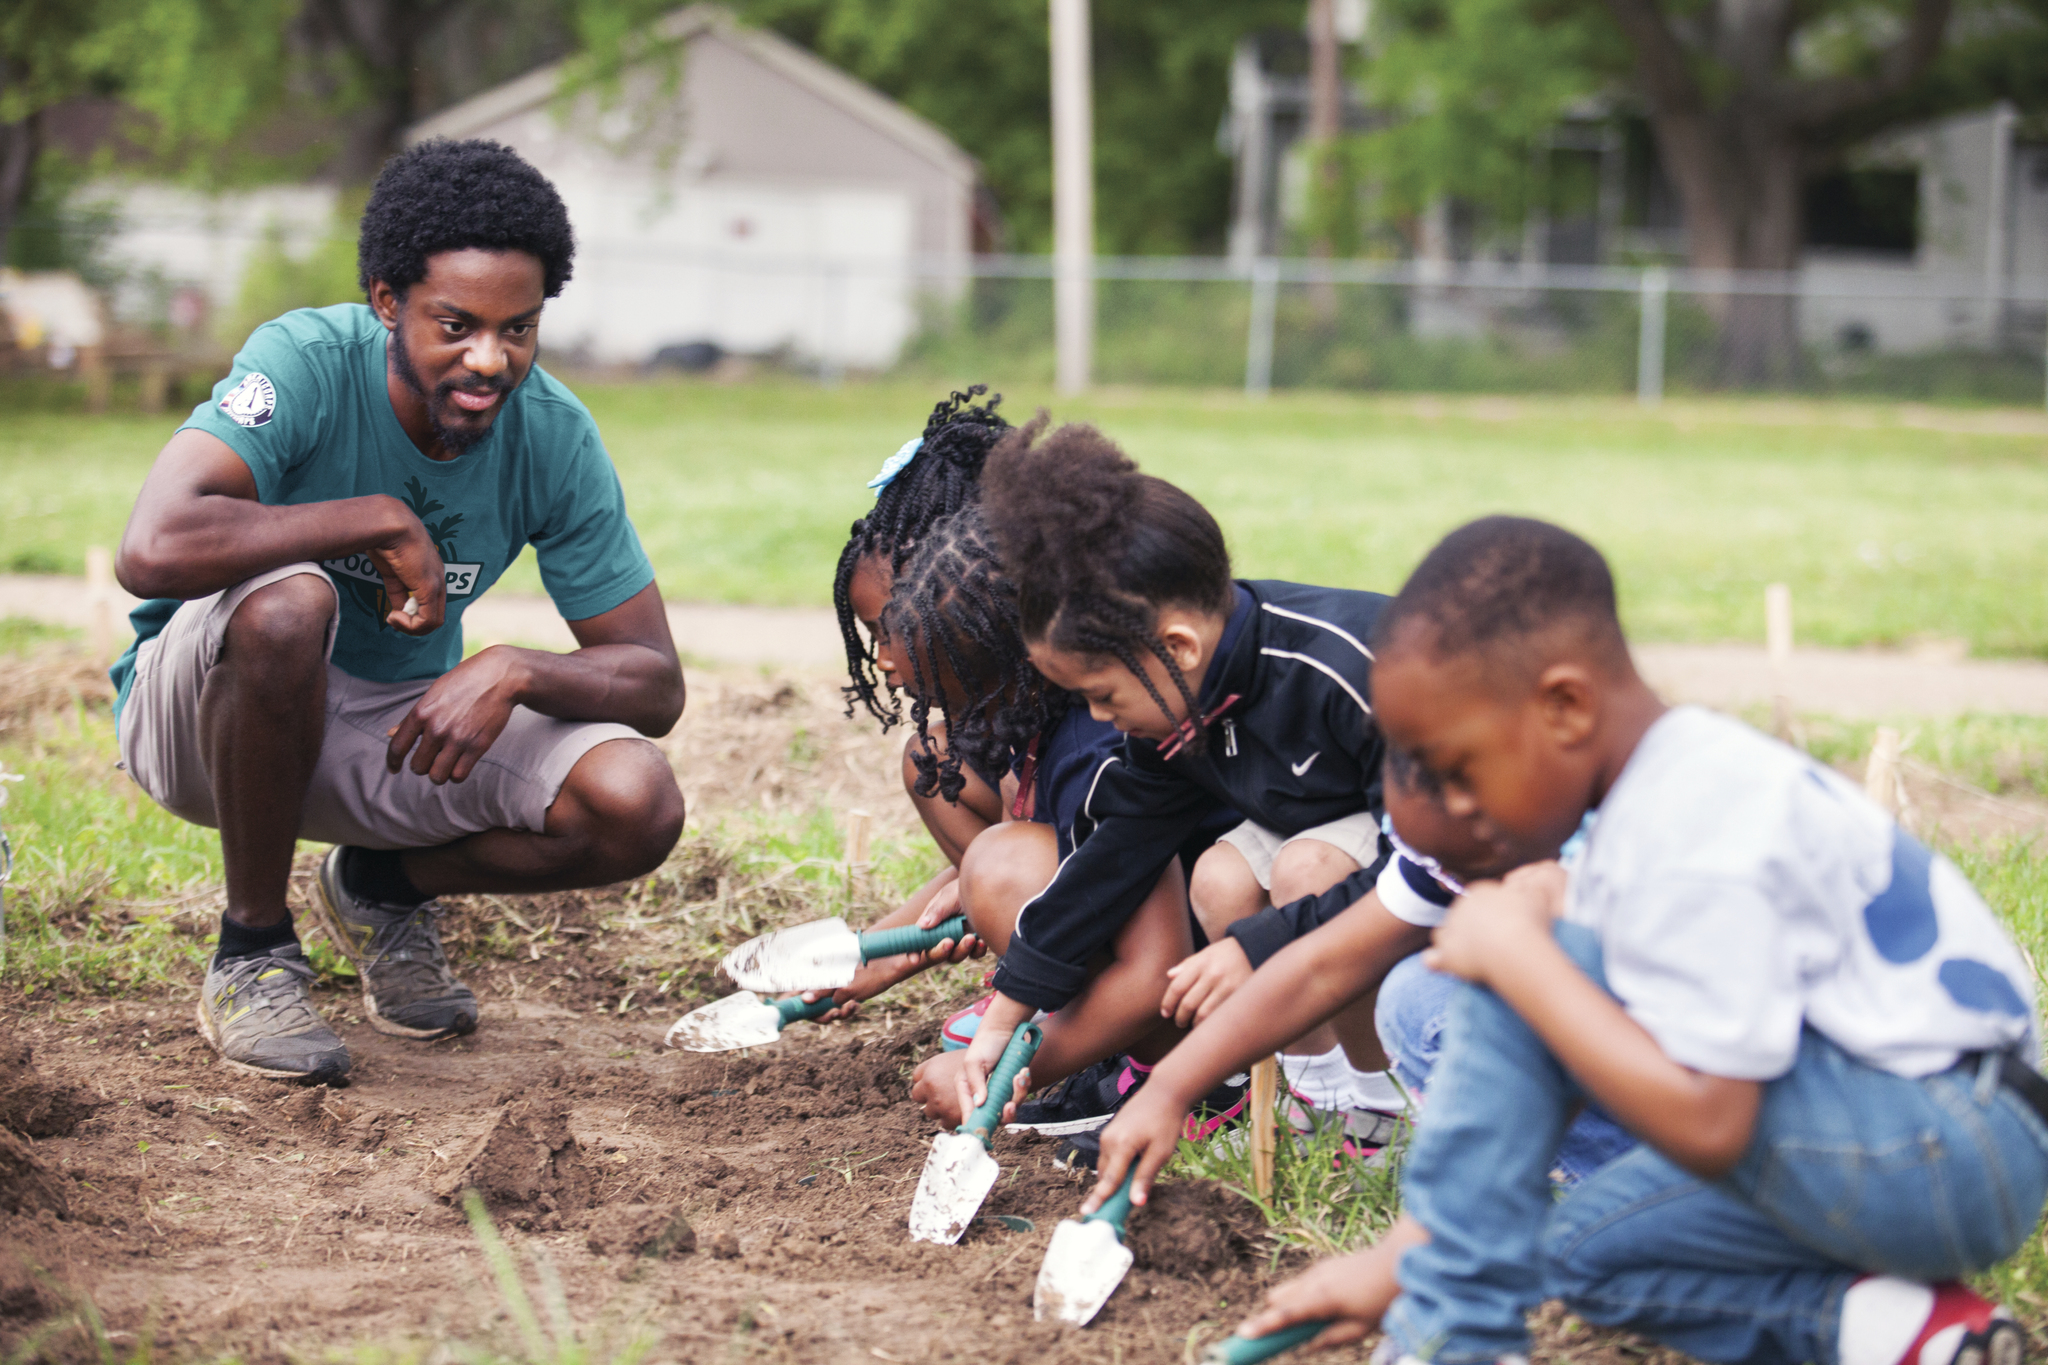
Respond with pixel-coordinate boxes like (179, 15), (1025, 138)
(1199, 1321), (1332, 1365)
(858, 915), (971, 962)
(773, 995), (841, 1027)
(1083, 1170), (1137, 1234)
(964, 1022), (1042, 1142)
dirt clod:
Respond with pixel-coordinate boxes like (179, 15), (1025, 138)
(0, 1129), (67, 1219)
(435, 1097), (592, 1213)
(585, 1204), (695, 1258)
(1127, 1180), (1264, 1276)
(0, 1032), (96, 1138)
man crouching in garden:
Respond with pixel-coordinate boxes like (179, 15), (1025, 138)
(110, 138), (686, 1082)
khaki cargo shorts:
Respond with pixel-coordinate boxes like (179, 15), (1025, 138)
(117, 563), (643, 851)
(1218, 809), (1383, 890)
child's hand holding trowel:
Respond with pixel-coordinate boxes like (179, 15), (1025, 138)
(800, 876), (985, 1022)
(1083, 1077), (1188, 1213)
(950, 991), (1038, 1125)
(1217, 1217), (1429, 1359)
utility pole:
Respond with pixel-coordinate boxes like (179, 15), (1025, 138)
(1307, 0), (1342, 322)
(1051, 0), (1094, 395)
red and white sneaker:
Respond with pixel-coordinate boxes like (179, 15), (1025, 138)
(1842, 1278), (2023, 1365)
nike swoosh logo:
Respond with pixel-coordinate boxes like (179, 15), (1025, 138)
(1291, 752), (1321, 777)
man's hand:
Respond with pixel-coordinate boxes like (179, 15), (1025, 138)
(1161, 937), (1254, 1028)
(386, 646), (524, 783)
(1084, 1083), (1185, 1212)
(366, 515), (448, 636)
(1422, 866), (1563, 987)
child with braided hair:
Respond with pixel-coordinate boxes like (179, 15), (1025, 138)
(803, 387), (1015, 1016)
(834, 385), (1011, 859)
(870, 507), (1233, 1130)
(924, 415), (1422, 1144)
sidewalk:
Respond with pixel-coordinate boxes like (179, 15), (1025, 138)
(7, 574), (2048, 720)
(0, 574), (841, 672)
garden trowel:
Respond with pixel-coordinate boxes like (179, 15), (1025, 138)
(1033, 1170), (1137, 1325)
(907, 1023), (1041, 1244)
(722, 914), (971, 994)
(663, 991), (837, 1052)
(1199, 1321), (1333, 1365)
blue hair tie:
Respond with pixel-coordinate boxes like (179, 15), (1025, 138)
(868, 437), (923, 495)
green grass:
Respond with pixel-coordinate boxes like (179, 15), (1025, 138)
(0, 703), (222, 998)
(1798, 713), (2048, 800)
(1174, 1095), (1410, 1257)
(5, 380), (2048, 654)
(0, 618), (79, 654)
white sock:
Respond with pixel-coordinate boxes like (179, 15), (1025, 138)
(1277, 1049), (1411, 1114)
(1348, 1066), (1410, 1115)
(1839, 1276), (1935, 1365)
(1277, 1047), (1352, 1108)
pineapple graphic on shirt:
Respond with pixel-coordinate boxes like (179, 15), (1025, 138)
(322, 477), (485, 631)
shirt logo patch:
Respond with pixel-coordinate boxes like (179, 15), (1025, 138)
(219, 372), (276, 428)
(1291, 751), (1322, 778)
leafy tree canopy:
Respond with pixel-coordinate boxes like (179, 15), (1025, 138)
(727, 0), (1302, 253)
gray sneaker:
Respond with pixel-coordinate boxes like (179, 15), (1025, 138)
(197, 945), (352, 1082)
(310, 847), (479, 1040)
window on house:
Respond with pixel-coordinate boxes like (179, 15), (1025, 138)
(1803, 169), (1918, 253)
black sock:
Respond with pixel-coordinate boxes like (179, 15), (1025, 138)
(215, 914), (299, 965)
(340, 846), (430, 908)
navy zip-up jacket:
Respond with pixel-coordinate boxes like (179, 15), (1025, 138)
(992, 580), (1392, 1011)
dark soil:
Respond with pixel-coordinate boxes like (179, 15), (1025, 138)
(0, 962), (1365, 1365)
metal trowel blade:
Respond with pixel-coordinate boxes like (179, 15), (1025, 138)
(907, 1131), (999, 1245)
(664, 992), (784, 1052)
(1033, 1217), (1134, 1325)
(720, 917), (862, 993)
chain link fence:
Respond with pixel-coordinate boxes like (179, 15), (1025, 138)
(900, 256), (2048, 406)
(15, 198), (2048, 405)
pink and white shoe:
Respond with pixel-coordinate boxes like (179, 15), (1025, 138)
(940, 993), (994, 1051)
(1284, 1089), (1406, 1160)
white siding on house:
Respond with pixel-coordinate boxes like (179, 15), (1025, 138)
(406, 7), (975, 369)
(74, 182), (339, 330)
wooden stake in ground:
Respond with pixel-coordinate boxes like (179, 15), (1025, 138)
(1865, 726), (1904, 818)
(1248, 1056), (1278, 1199)
(85, 545), (116, 665)
(1765, 582), (1794, 740)
(842, 808), (873, 900)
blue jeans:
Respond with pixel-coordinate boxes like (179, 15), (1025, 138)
(1383, 923), (2048, 1365)
(1376, 950), (1638, 1185)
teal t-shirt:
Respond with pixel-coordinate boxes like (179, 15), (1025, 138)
(110, 304), (654, 716)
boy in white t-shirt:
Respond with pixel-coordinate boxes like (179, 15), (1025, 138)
(1217, 516), (2047, 1365)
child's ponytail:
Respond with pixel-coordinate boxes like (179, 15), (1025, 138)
(982, 417), (1233, 745)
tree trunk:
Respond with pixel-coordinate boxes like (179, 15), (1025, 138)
(1662, 128), (1805, 386)
(300, 0), (465, 185)
(0, 94), (41, 269)
(1599, 0), (1954, 390)
(1632, 99), (1808, 385)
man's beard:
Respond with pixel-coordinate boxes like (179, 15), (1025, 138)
(389, 325), (515, 455)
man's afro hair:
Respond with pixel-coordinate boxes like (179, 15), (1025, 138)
(356, 139), (576, 299)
